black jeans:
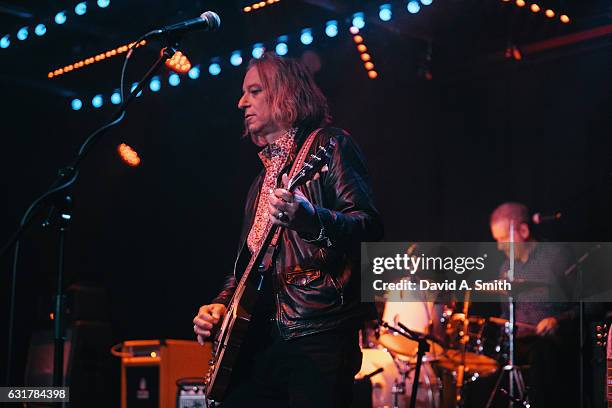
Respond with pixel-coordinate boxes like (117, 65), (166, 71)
(220, 319), (362, 408)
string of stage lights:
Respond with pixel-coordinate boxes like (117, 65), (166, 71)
(68, 1), (436, 111)
(0, 0), (111, 50)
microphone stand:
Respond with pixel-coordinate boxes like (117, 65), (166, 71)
(1, 38), (177, 388)
(382, 321), (430, 408)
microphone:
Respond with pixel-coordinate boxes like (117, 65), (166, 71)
(152, 11), (221, 37)
(532, 211), (562, 225)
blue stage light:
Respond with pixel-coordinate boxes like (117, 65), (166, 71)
(352, 12), (365, 29)
(169, 73), (180, 86)
(275, 42), (288, 56)
(379, 4), (392, 21)
(75, 2), (87, 15)
(0, 35), (10, 49)
(34, 24), (46, 36)
(97, 0), (110, 8)
(111, 91), (121, 104)
(188, 66), (200, 79)
(252, 43), (265, 59)
(17, 27), (28, 41)
(208, 63), (221, 76)
(131, 82), (143, 96)
(55, 11), (67, 25)
(71, 98), (83, 111)
(325, 20), (338, 37)
(421, 0), (433, 5)
(407, 1), (421, 14)
(230, 51), (242, 66)
(92, 94), (103, 108)
(300, 29), (313, 45)
(149, 76), (161, 92)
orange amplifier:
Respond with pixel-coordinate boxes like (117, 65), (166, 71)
(113, 339), (211, 408)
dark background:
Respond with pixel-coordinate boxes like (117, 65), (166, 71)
(1, 0), (611, 400)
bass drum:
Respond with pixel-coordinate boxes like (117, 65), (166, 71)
(356, 348), (440, 408)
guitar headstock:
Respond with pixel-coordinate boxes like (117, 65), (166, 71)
(287, 138), (336, 192)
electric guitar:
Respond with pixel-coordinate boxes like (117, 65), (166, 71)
(204, 137), (336, 402)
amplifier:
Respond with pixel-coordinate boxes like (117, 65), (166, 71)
(117, 339), (211, 408)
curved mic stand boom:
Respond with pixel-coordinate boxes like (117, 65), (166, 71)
(0, 31), (187, 388)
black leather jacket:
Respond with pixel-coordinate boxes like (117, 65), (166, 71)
(212, 126), (383, 339)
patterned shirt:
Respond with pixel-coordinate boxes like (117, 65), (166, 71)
(247, 128), (297, 254)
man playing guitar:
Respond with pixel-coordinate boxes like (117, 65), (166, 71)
(193, 53), (383, 407)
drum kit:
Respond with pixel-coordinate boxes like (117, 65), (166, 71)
(355, 288), (536, 408)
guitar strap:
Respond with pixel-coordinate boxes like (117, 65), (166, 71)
(258, 127), (323, 271)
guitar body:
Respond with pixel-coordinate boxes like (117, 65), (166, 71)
(204, 137), (336, 402)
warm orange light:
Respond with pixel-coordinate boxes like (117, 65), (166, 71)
(165, 51), (192, 74)
(360, 53), (371, 62)
(560, 14), (570, 23)
(244, 6), (251, 12)
(258, 1), (265, 6)
(353, 35), (363, 44)
(545, 9), (554, 18)
(516, 0), (525, 7)
(253, 3), (260, 9)
(357, 44), (367, 52)
(50, 313), (54, 320)
(368, 70), (378, 79)
(118, 143), (141, 167)
(512, 47), (522, 60)
(267, 0), (274, 3)
(530, 4), (540, 13)
(48, 72), (54, 78)
(364, 62), (374, 70)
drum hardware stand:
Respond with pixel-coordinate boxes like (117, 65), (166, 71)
(382, 321), (430, 408)
(485, 222), (529, 408)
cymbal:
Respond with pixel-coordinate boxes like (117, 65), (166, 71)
(436, 350), (499, 377)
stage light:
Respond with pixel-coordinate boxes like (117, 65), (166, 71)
(352, 12), (365, 29)
(71, 98), (82, 111)
(131, 82), (143, 96)
(252, 43), (265, 58)
(75, 2), (87, 15)
(349, 26), (360, 35)
(407, 1), (421, 14)
(530, 4), (540, 13)
(92, 94), (103, 108)
(325, 20), (338, 37)
(208, 63), (221, 76)
(368, 70), (378, 79)
(34, 24), (46, 36)
(357, 44), (367, 53)
(188, 66), (200, 79)
(1, 35), (10, 49)
(169, 73), (180, 86)
(149, 76), (161, 92)
(515, 0), (525, 7)
(545, 9), (554, 18)
(421, 0), (433, 5)
(55, 11), (67, 25)
(353, 35), (363, 44)
(118, 143), (141, 167)
(560, 14), (570, 23)
(379, 4), (392, 21)
(165, 50), (191, 74)
(17, 27), (28, 41)
(97, 0), (110, 9)
(300, 29), (313, 45)
(111, 91), (121, 104)
(364, 62), (374, 70)
(230, 51), (243, 66)
(275, 37), (288, 56)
